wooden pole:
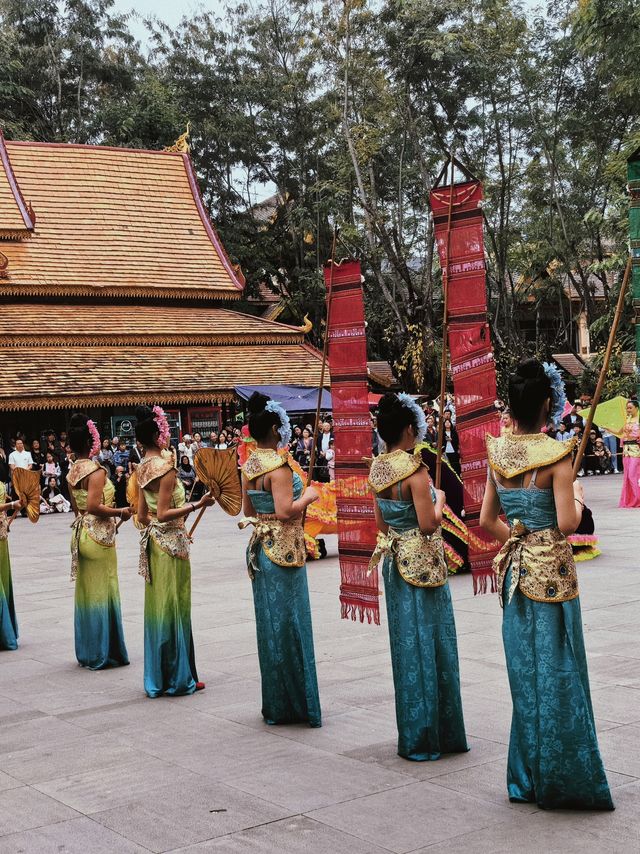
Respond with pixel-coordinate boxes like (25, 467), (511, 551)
(188, 505), (207, 537)
(435, 155), (456, 489)
(306, 226), (338, 490)
(573, 255), (632, 477)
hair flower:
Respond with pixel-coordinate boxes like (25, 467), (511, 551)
(542, 362), (567, 425)
(87, 419), (101, 458)
(265, 399), (292, 448)
(152, 405), (171, 448)
(397, 392), (427, 443)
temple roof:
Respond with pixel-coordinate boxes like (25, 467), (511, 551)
(0, 139), (244, 299)
(0, 304), (304, 346)
(0, 342), (325, 410)
(0, 131), (35, 240)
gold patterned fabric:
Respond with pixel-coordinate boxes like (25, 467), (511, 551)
(138, 519), (190, 583)
(69, 515), (116, 581)
(368, 449), (422, 494)
(136, 456), (174, 489)
(486, 433), (575, 479)
(494, 520), (578, 606)
(242, 448), (288, 482)
(0, 483), (8, 541)
(368, 526), (448, 588)
(238, 514), (306, 578)
(66, 458), (101, 488)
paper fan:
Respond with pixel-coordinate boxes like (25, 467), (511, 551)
(12, 468), (41, 523)
(194, 447), (242, 516)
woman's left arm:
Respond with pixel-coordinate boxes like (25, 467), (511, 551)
(156, 469), (213, 522)
(86, 469), (130, 520)
(479, 475), (510, 544)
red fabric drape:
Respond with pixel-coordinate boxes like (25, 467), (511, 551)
(431, 180), (501, 593)
(324, 259), (379, 623)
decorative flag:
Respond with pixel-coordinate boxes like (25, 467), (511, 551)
(627, 148), (640, 400)
(324, 259), (379, 623)
(431, 177), (501, 593)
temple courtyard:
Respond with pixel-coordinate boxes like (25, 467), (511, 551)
(0, 475), (638, 853)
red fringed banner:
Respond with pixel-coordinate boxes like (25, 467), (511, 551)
(431, 178), (501, 593)
(324, 259), (379, 623)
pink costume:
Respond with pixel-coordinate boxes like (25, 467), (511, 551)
(619, 415), (640, 508)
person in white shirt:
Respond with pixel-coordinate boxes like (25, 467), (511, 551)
(178, 434), (194, 463)
(8, 439), (34, 472)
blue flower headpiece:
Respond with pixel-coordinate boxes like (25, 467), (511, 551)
(542, 362), (567, 425)
(265, 399), (292, 448)
(397, 392), (427, 443)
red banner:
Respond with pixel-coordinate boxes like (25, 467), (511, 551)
(324, 259), (379, 623)
(431, 180), (501, 592)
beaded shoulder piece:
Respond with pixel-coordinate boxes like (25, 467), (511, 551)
(136, 456), (174, 489)
(486, 433), (576, 479)
(242, 448), (288, 482)
(67, 459), (101, 488)
(368, 448), (422, 494)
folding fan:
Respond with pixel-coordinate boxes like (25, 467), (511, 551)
(11, 468), (41, 523)
(115, 469), (143, 531)
(194, 447), (242, 517)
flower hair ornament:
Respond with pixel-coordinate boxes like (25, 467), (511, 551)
(152, 405), (171, 448)
(87, 419), (101, 458)
(397, 392), (427, 443)
(265, 399), (292, 448)
(542, 362), (567, 425)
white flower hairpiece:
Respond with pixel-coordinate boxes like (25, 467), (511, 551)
(543, 362), (567, 425)
(397, 392), (427, 443)
(265, 399), (292, 448)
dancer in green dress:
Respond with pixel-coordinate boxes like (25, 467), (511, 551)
(240, 391), (321, 727)
(480, 359), (613, 810)
(135, 405), (214, 698)
(67, 413), (130, 669)
(369, 392), (468, 761)
(0, 484), (23, 651)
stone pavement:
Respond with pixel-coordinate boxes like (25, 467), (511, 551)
(0, 475), (638, 853)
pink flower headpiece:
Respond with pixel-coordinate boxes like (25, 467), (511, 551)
(87, 419), (101, 458)
(152, 405), (171, 448)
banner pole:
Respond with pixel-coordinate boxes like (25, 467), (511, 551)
(435, 154), (455, 489)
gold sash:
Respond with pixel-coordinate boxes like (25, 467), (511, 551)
(138, 518), (190, 583)
(368, 526), (448, 588)
(70, 514), (116, 581)
(238, 514), (306, 578)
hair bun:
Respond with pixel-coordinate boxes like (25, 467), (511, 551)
(516, 358), (545, 381)
(248, 391), (270, 415)
(378, 392), (403, 415)
(69, 412), (89, 429)
(135, 405), (154, 423)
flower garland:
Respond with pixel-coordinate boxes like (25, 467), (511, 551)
(542, 362), (567, 426)
(152, 405), (171, 448)
(397, 392), (427, 442)
(87, 419), (101, 458)
(265, 399), (292, 448)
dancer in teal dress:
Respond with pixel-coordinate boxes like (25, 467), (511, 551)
(240, 391), (321, 727)
(369, 392), (468, 761)
(135, 405), (214, 698)
(481, 359), (613, 810)
(0, 484), (23, 650)
(67, 413), (130, 670)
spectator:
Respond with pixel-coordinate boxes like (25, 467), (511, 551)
(42, 452), (61, 484)
(113, 439), (130, 470)
(297, 428), (313, 472)
(326, 438), (336, 482)
(112, 465), (128, 508)
(318, 421), (333, 455)
(217, 431), (229, 450)
(98, 438), (115, 474)
(8, 438), (33, 473)
(45, 430), (63, 460)
(128, 440), (143, 473)
(584, 429), (601, 475)
(500, 408), (513, 436)
(178, 434), (195, 461)
(40, 476), (71, 513)
(59, 430), (67, 449)
(208, 431), (219, 448)
(592, 437), (613, 474)
(425, 413), (439, 445)
(442, 414), (460, 475)
(177, 455), (196, 492)
(563, 402), (584, 432)
(555, 422), (573, 442)
(371, 415), (379, 456)
(192, 432), (204, 452)
(601, 427), (619, 474)
(30, 439), (46, 471)
(0, 446), (8, 487)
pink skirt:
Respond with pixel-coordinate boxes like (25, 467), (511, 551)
(619, 456), (640, 507)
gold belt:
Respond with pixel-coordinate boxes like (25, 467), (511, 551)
(238, 513), (306, 579)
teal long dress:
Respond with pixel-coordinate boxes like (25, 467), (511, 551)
(495, 472), (613, 810)
(377, 484), (468, 761)
(247, 472), (321, 727)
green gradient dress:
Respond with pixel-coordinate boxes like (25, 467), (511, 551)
(137, 456), (198, 698)
(0, 483), (18, 651)
(68, 461), (129, 670)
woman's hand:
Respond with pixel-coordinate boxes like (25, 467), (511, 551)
(304, 486), (320, 505)
(198, 491), (215, 509)
(119, 507), (132, 521)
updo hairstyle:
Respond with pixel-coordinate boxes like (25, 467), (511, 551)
(68, 413), (91, 454)
(135, 405), (159, 447)
(376, 393), (416, 447)
(508, 359), (551, 429)
(247, 392), (281, 441)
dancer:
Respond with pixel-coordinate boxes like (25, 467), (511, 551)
(480, 359), (613, 810)
(0, 487), (23, 650)
(240, 392), (321, 727)
(619, 398), (640, 508)
(135, 405), (213, 698)
(67, 413), (130, 670)
(368, 393), (468, 761)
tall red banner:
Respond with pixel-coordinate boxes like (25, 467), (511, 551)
(324, 259), (379, 623)
(431, 180), (501, 592)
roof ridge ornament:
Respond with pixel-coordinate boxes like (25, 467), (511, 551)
(164, 122), (191, 153)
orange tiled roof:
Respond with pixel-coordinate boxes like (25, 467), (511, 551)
(0, 343), (325, 410)
(0, 139), (244, 299)
(0, 131), (34, 239)
(0, 304), (303, 346)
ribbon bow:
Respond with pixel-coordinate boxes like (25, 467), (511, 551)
(238, 516), (279, 579)
(69, 515), (84, 581)
(493, 519), (530, 605)
(367, 529), (401, 576)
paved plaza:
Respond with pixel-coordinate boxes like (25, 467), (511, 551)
(0, 475), (638, 853)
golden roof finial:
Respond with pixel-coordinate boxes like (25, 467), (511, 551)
(164, 121), (191, 153)
(296, 314), (313, 334)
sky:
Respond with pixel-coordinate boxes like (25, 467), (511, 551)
(112, 0), (226, 41)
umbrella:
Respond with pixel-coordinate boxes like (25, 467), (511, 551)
(579, 396), (628, 438)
